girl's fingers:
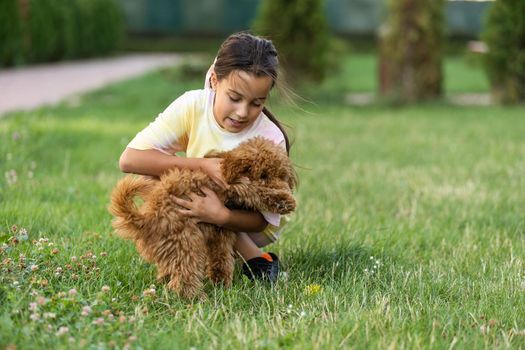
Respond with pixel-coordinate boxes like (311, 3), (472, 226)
(201, 186), (213, 195)
(176, 208), (194, 217)
(170, 195), (192, 208)
(187, 192), (199, 200)
(210, 176), (228, 190)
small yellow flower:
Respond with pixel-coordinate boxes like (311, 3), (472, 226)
(304, 284), (322, 296)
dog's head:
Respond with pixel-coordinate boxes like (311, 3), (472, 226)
(215, 137), (297, 214)
(218, 137), (297, 191)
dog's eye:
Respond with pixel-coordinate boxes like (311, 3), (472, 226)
(260, 170), (268, 180)
(242, 165), (251, 174)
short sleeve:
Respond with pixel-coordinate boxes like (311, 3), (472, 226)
(127, 91), (195, 154)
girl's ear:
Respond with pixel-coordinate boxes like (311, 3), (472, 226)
(210, 71), (218, 91)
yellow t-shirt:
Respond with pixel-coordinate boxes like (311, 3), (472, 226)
(127, 88), (290, 241)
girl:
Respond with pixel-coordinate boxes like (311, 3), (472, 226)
(119, 32), (294, 283)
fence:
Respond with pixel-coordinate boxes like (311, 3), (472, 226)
(120, 0), (492, 38)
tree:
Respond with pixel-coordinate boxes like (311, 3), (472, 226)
(379, 0), (445, 103)
(482, 0), (525, 104)
(252, 0), (330, 82)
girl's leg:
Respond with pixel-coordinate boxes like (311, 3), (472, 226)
(246, 232), (274, 248)
(234, 232), (263, 260)
(236, 232), (280, 283)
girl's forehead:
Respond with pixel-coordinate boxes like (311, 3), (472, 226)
(225, 70), (273, 99)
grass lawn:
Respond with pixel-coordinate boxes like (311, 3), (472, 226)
(1, 53), (524, 349)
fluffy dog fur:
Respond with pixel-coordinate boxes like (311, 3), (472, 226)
(109, 137), (296, 299)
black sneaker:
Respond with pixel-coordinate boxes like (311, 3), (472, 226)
(242, 252), (280, 283)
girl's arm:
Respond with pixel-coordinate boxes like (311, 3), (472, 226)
(218, 208), (268, 233)
(120, 148), (266, 231)
(119, 148), (202, 177)
(119, 148), (227, 188)
(171, 187), (268, 232)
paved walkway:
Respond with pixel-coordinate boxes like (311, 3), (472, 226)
(0, 53), (182, 116)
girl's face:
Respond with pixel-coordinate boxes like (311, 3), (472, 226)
(211, 70), (273, 133)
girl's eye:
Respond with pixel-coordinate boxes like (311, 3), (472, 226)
(252, 102), (262, 107)
(229, 96), (241, 102)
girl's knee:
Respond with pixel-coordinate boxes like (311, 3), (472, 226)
(247, 232), (276, 248)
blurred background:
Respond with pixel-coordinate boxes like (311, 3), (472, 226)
(1, 0), (523, 105)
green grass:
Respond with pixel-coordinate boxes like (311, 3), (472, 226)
(298, 52), (489, 105)
(1, 54), (523, 349)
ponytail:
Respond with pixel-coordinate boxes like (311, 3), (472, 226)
(263, 106), (291, 155)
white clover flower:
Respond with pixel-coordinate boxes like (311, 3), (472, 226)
(92, 317), (105, 325)
(81, 306), (92, 316)
(480, 324), (488, 334)
(5, 170), (18, 186)
(68, 289), (77, 296)
(280, 272), (289, 281)
(56, 326), (69, 336)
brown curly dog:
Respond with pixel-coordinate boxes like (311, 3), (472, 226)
(108, 137), (297, 299)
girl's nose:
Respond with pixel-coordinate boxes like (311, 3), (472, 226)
(236, 103), (249, 119)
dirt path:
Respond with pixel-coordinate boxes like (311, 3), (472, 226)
(0, 53), (182, 116)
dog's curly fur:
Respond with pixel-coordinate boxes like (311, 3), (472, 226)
(108, 137), (296, 299)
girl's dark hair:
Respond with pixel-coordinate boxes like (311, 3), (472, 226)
(213, 32), (291, 154)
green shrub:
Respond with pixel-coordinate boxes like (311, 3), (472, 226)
(64, 0), (123, 58)
(379, 0), (445, 103)
(90, 0), (123, 55)
(252, 0), (331, 82)
(0, 0), (123, 67)
(25, 0), (62, 62)
(0, 0), (22, 66)
(482, 0), (525, 104)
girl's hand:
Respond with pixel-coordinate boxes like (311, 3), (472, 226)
(198, 158), (228, 189)
(171, 187), (229, 226)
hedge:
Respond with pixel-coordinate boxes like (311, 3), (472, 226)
(482, 0), (525, 104)
(252, 0), (331, 82)
(0, 0), (123, 67)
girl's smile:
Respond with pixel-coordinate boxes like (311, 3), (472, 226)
(211, 70), (273, 133)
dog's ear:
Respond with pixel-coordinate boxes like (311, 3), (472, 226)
(220, 152), (253, 184)
(282, 161), (298, 190)
(219, 140), (260, 184)
(253, 139), (297, 190)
